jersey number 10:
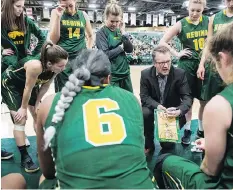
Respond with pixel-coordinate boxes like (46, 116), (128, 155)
(67, 28), (80, 39)
(83, 99), (127, 147)
(193, 38), (205, 51)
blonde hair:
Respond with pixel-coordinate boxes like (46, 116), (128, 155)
(207, 23), (233, 84)
(189, 0), (206, 8)
(104, 0), (122, 20)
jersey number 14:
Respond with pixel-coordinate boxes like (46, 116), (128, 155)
(67, 28), (80, 39)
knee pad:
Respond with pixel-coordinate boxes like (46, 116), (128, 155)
(14, 125), (25, 132)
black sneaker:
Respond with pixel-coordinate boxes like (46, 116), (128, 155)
(196, 130), (204, 139)
(1, 149), (14, 160)
(21, 156), (39, 173)
(181, 129), (191, 145)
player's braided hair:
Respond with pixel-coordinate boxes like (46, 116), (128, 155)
(43, 49), (111, 150)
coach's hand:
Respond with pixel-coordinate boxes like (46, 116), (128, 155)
(157, 105), (166, 111)
(166, 107), (181, 118)
(197, 64), (205, 80)
(14, 108), (27, 122)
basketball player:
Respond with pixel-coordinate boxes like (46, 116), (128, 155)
(197, 0), (233, 137)
(96, 0), (134, 92)
(154, 22), (233, 189)
(49, 0), (94, 92)
(159, 0), (208, 144)
(1, 42), (68, 173)
(37, 49), (155, 189)
(1, 0), (46, 73)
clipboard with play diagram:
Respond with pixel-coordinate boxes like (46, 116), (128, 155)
(154, 109), (181, 143)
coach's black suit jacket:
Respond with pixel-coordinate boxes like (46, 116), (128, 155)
(140, 66), (193, 126)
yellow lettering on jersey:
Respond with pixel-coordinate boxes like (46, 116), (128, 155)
(186, 30), (208, 39)
(62, 20), (66, 25)
(67, 20), (70, 25)
(70, 21), (74, 26)
(76, 21), (80, 27)
(214, 24), (225, 32)
(13, 40), (23, 45)
(83, 98), (126, 146)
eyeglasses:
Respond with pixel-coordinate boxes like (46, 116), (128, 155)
(155, 60), (171, 66)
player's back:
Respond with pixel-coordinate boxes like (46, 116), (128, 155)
(45, 85), (153, 189)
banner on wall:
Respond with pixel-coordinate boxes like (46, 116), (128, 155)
(153, 15), (158, 27)
(140, 20), (144, 26)
(131, 13), (136, 26)
(159, 13), (164, 25)
(171, 16), (176, 26)
(146, 14), (152, 24)
(26, 8), (33, 16)
(87, 11), (94, 22)
(96, 12), (103, 23)
(123, 13), (129, 23)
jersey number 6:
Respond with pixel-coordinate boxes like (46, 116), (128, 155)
(83, 98), (127, 147)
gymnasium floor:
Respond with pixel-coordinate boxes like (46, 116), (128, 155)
(1, 65), (201, 188)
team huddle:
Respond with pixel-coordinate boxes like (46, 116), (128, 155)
(1, 0), (233, 189)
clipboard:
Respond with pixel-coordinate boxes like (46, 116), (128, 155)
(154, 109), (181, 143)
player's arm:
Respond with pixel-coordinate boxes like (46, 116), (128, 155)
(200, 95), (232, 176)
(49, 9), (62, 44)
(27, 18), (46, 55)
(159, 21), (182, 57)
(37, 94), (56, 179)
(83, 11), (94, 49)
(199, 15), (214, 68)
(96, 29), (124, 60)
(21, 61), (42, 109)
(35, 74), (57, 108)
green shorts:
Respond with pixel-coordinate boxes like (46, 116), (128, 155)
(178, 59), (202, 100)
(1, 55), (41, 111)
(1, 76), (39, 111)
(201, 63), (225, 101)
(159, 155), (221, 189)
(111, 75), (133, 93)
(39, 178), (57, 189)
(54, 56), (76, 92)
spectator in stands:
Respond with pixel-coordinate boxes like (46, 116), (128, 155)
(140, 45), (192, 153)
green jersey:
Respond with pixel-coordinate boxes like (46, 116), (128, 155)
(2, 55), (54, 88)
(218, 84), (233, 189)
(102, 26), (130, 77)
(213, 9), (233, 34)
(178, 15), (209, 60)
(45, 85), (153, 189)
(7, 30), (26, 59)
(58, 11), (86, 56)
